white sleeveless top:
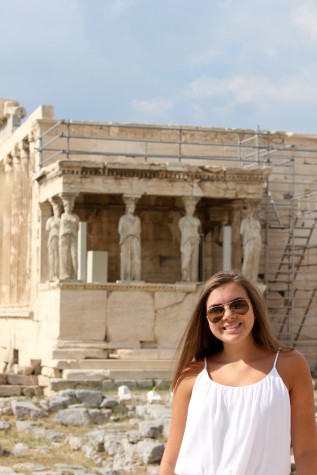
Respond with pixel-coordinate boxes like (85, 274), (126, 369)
(175, 352), (291, 475)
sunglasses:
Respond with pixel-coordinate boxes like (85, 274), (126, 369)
(206, 298), (250, 324)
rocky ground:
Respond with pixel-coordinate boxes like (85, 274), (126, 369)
(0, 386), (316, 475)
(0, 386), (172, 475)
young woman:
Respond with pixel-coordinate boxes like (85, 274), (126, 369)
(159, 271), (317, 475)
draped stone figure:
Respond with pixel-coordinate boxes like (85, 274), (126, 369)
(240, 203), (262, 282)
(179, 198), (201, 282)
(46, 200), (61, 281)
(59, 195), (79, 280)
(118, 197), (141, 281)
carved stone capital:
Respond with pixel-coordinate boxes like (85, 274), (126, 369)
(4, 154), (13, 173)
(18, 139), (29, 159)
(181, 196), (200, 208)
(59, 193), (78, 212)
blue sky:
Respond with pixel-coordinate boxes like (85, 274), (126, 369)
(2, 0), (317, 133)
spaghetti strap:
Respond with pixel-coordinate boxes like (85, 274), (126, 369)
(273, 350), (280, 368)
(204, 357), (208, 369)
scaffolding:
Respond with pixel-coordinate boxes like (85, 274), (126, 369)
(238, 133), (317, 366)
(37, 121), (317, 368)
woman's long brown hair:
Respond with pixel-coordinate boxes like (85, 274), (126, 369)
(172, 271), (290, 390)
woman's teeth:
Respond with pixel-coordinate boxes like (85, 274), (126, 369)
(224, 323), (241, 330)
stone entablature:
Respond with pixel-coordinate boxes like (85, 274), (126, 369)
(36, 160), (270, 203)
(38, 161), (270, 183)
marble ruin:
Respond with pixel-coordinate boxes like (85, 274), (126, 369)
(0, 99), (316, 393)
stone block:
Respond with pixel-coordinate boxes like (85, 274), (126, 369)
(41, 367), (61, 378)
(0, 362), (7, 373)
(0, 347), (10, 362)
(158, 349), (176, 359)
(115, 348), (176, 360)
(87, 250), (108, 283)
(51, 349), (87, 360)
(50, 359), (80, 370)
(30, 359), (42, 369)
(154, 291), (197, 342)
(6, 374), (38, 386)
(0, 373), (7, 384)
(21, 386), (44, 398)
(13, 365), (34, 375)
(104, 340), (141, 349)
(38, 375), (50, 387)
(77, 358), (174, 371)
(62, 369), (109, 381)
(107, 291), (154, 341)
(101, 379), (116, 391)
(51, 348), (107, 360)
(0, 385), (22, 397)
(59, 289), (107, 340)
(107, 369), (172, 380)
(48, 378), (103, 392)
(116, 349), (159, 360)
(48, 379), (77, 392)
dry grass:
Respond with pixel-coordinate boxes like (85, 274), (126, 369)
(0, 415), (98, 469)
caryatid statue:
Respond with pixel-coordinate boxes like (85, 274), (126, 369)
(118, 196), (142, 281)
(59, 194), (79, 280)
(179, 197), (201, 282)
(240, 202), (262, 283)
(46, 198), (61, 281)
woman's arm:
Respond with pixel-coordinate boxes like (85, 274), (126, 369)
(159, 373), (196, 475)
(288, 351), (317, 474)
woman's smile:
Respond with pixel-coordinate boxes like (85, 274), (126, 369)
(223, 322), (242, 332)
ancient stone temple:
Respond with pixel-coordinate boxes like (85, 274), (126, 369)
(0, 99), (316, 393)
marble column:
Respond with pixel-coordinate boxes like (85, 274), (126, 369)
(1, 155), (13, 303)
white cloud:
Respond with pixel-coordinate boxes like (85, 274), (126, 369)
(108, 0), (136, 17)
(292, 2), (317, 42)
(186, 69), (317, 106)
(186, 76), (228, 100)
(190, 48), (224, 68)
(130, 98), (173, 121)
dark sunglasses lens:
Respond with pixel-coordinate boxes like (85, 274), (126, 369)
(207, 306), (224, 323)
(230, 299), (249, 314)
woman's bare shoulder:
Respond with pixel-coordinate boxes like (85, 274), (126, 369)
(278, 349), (312, 388)
(279, 348), (309, 366)
(174, 359), (205, 393)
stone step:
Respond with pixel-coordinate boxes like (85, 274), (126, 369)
(106, 369), (173, 381)
(51, 347), (175, 361)
(51, 348), (109, 360)
(0, 385), (22, 397)
(0, 385), (43, 397)
(79, 359), (175, 371)
(113, 349), (176, 360)
(60, 368), (173, 382)
(40, 368), (173, 395)
(50, 358), (175, 371)
(42, 375), (171, 396)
